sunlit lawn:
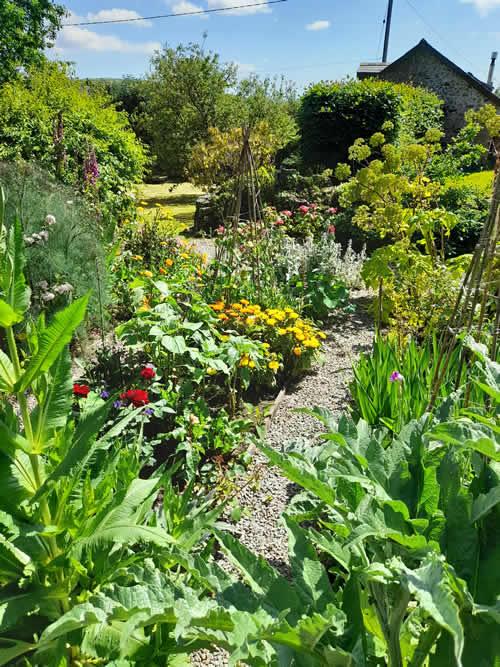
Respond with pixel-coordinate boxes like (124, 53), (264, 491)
(138, 182), (204, 231)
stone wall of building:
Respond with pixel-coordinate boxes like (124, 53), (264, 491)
(379, 47), (497, 138)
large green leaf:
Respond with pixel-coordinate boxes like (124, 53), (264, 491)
(3, 220), (30, 317)
(15, 294), (89, 393)
(31, 349), (72, 449)
(0, 639), (35, 666)
(285, 516), (334, 614)
(71, 478), (172, 558)
(471, 486), (500, 523)
(0, 349), (15, 392)
(398, 554), (465, 667)
(215, 530), (302, 617)
(428, 421), (500, 461)
(258, 443), (336, 508)
(0, 300), (21, 328)
(0, 536), (31, 583)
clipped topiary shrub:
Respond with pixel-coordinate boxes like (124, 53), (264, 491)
(298, 78), (443, 170)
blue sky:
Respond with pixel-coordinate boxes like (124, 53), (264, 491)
(51, 0), (500, 90)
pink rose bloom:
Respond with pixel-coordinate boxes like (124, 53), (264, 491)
(216, 225), (225, 235)
(281, 210), (293, 218)
(274, 218), (285, 226)
(327, 224), (336, 234)
(328, 207), (338, 215)
(298, 205), (310, 215)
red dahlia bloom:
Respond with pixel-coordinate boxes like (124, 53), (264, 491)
(140, 366), (155, 380)
(120, 389), (149, 407)
(73, 383), (90, 398)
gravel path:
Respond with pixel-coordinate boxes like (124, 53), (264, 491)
(192, 291), (374, 666)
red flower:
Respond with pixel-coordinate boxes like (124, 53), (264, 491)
(298, 205), (310, 215)
(327, 224), (336, 234)
(274, 218), (285, 226)
(120, 389), (149, 407)
(73, 383), (90, 398)
(328, 207), (338, 215)
(140, 365), (155, 380)
(281, 210), (292, 218)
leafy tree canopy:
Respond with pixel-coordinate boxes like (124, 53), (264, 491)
(0, 0), (66, 84)
(146, 42), (238, 178)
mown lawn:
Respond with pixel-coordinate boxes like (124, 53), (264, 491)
(138, 181), (204, 229)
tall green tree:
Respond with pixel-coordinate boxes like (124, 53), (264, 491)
(147, 42), (237, 178)
(0, 0), (66, 84)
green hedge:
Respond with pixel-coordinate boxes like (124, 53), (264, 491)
(0, 61), (148, 228)
(298, 79), (443, 169)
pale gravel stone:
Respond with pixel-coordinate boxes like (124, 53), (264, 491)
(191, 291), (374, 665)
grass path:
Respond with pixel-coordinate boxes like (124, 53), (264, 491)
(138, 181), (204, 229)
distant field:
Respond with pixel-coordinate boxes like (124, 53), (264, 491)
(138, 182), (204, 229)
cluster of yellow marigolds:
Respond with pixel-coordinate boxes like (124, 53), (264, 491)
(210, 300), (326, 364)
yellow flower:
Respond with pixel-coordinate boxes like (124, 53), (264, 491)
(289, 313), (299, 320)
(267, 318), (277, 326)
(240, 298), (249, 305)
(139, 200), (148, 205)
(295, 332), (305, 342)
(141, 270), (153, 278)
(248, 360), (256, 369)
(246, 316), (256, 326)
(269, 360), (280, 371)
(277, 328), (288, 336)
(318, 332), (327, 340)
(218, 313), (229, 321)
(165, 258), (174, 267)
(207, 367), (217, 376)
(262, 342), (270, 349)
(220, 335), (229, 342)
(211, 301), (225, 312)
(232, 303), (243, 310)
(304, 338), (320, 349)
(293, 347), (302, 357)
(240, 356), (250, 367)
(180, 252), (190, 260)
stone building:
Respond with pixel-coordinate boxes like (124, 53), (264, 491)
(358, 39), (500, 138)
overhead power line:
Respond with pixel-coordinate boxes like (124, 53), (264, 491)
(63, 0), (287, 26)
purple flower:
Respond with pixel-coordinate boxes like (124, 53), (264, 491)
(113, 400), (123, 409)
(389, 371), (404, 383)
(145, 407), (154, 416)
(100, 390), (110, 399)
(83, 148), (100, 186)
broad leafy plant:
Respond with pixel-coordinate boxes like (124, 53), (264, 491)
(0, 193), (225, 664)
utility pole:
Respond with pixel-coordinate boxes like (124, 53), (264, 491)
(382, 0), (394, 63)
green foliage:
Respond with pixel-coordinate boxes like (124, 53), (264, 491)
(0, 0), (65, 84)
(147, 43), (238, 178)
(299, 78), (443, 169)
(0, 164), (109, 326)
(0, 61), (147, 227)
(350, 336), (480, 430)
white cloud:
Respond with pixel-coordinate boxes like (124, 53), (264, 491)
(56, 14), (160, 54)
(306, 20), (330, 31)
(85, 9), (153, 28)
(461, 0), (500, 15)
(206, 0), (271, 15)
(168, 1), (208, 17)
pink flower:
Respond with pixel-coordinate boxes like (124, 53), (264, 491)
(327, 225), (336, 234)
(281, 210), (292, 218)
(389, 371), (404, 383)
(216, 225), (225, 235)
(328, 207), (338, 215)
(298, 205), (310, 215)
(274, 218), (285, 226)
(310, 203), (318, 210)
